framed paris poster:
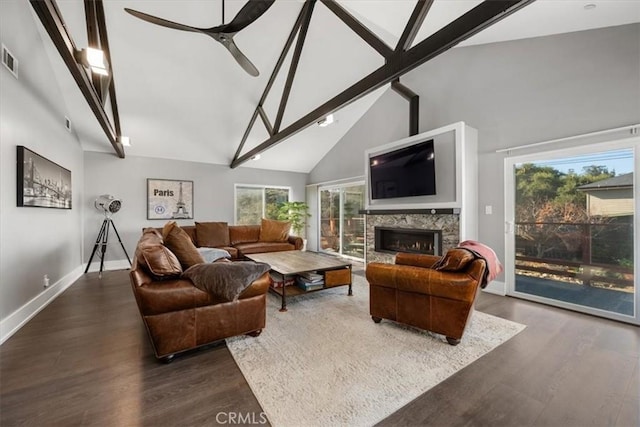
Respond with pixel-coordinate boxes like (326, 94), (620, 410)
(147, 179), (194, 220)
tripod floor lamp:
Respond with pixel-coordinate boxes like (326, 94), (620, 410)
(85, 194), (132, 277)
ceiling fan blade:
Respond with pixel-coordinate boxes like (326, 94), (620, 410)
(219, 36), (259, 77)
(222, 0), (275, 33)
(124, 8), (204, 33)
(126, 3), (267, 77)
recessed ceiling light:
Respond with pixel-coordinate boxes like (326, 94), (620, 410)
(251, 154), (261, 161)
(584, 3), (596, 10)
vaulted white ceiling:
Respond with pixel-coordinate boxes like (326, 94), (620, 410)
(38, 0), (640, 172)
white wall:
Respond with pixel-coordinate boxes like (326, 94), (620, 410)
(309, 88), (407, 184)
(83, 152), (308, 265)
(0, 0), (309, 341)
(308, 24), (640, 281)
(1, 0), (85, 338)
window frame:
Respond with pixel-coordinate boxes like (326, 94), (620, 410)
(504, 138), (639, 325)
(234, 184), (291, 225)
(317, 180), (365, 260)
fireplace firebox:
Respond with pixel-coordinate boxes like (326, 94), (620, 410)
(374, 227), (442, 256)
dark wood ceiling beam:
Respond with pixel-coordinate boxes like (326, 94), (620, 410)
(395, 0), (434, 52)
(30, 0), (124, 158)
(233, 2), (309, 162)
(272, 0), (316, 134)
(320, 0), (393, 59)
(391, 79), (419, 136)
(232, 108), (259, 162)
(258, 1), (309, 107)
(84, 0), (104, 102)
(94, 0), (122, 136)
(231, 0), (535, 168)
(391, 79), (417, 100)
(258, 106), (274, 136)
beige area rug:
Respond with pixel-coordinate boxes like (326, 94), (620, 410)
(227, 275), (525, 427)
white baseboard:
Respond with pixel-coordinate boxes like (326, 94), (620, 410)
(1, 259), (132, 345)
(1, 266), (83, 345)
(85, 259), (131, 273)
(482, 280), (506, 296)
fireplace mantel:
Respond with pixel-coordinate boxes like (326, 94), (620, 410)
(359, 208), (458, 215)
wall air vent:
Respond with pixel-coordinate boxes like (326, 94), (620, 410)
(2, 44), (18, 79)
(65, 117), (72, 132)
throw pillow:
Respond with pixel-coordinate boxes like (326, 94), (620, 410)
(182, 261), (270, 301)
(140, 227), (163, 241)
(162, 221), (205, 269)
(229, 225), (261, 245)
(259, 218), (290, 242)
(433, 248), (475, 272)
(136, 228), (182, 278)
(138, 246), (183, 278)
(195, 221), (230, 247)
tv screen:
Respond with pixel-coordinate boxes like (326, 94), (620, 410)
(369, 139), (435, 200)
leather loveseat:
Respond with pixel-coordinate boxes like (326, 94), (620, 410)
(366, 250), (486, 345)
(130, 228), (271, 362)
(159, 219), (303, 259)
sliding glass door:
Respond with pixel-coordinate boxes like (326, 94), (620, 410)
(505, 142), (638, 324)
(319, 183), (365, 260)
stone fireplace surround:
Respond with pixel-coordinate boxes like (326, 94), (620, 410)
(365, 210), (460, 264)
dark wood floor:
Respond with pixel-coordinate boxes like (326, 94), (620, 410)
(1, 269), (638, 426)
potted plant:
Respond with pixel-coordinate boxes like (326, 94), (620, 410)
(278, 201), (311, 250)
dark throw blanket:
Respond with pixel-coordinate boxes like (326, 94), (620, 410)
(182, 261), (271, 301)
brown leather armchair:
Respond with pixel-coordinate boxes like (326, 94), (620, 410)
(365, 251), (486, 345)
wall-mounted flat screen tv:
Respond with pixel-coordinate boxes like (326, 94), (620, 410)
(369, 139), (435, 200)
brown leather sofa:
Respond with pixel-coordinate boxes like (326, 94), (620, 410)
(160, 222), (303, 259)
(130, 229), (271, 362)
(365, 250), (486, 345)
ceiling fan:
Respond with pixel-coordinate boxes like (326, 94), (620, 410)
(124, 0), (275, 77)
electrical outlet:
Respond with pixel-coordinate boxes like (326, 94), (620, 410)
(43, 274), (50, 288)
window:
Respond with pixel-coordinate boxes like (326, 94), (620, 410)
(235, 185), (290, 225)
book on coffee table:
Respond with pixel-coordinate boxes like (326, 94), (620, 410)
(298, 271), (323, 282)
(296, 276), (324, 291)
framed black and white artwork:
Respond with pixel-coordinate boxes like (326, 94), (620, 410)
(147, 178), (194, 220)
(17, 146), (72, 209)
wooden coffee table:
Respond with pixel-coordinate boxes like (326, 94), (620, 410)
(245, 251), (352, 312)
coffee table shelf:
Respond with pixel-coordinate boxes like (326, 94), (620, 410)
(269, 283), (330, 297)
(245, 251), (352, 312)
